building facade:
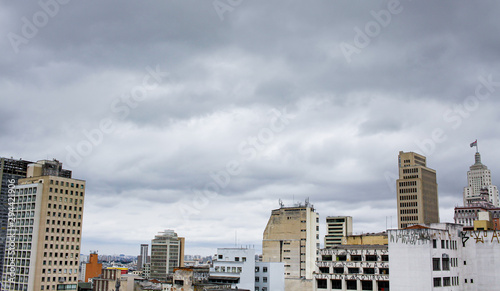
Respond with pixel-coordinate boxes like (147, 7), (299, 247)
(0, 159), (85, 291)
(396, 151), (439, 229)
(325, 216), (352, 248)
(150, 230), (185, 281)
(463, 152), (499, 206)
(262, 200), (320, 291)
(138, 244), (149, 271)
(85, 252), (102, 282)
(0, 157), (32, 283)
(255, 262), (284, 291)
(314, 245), (389, 291)
(387, 223), (500, 290)
(210, 248), (255, 289)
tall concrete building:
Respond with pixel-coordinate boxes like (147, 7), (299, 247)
(324, 216), (352, 248)
(396, 151), (439, 229)
(150, 230), (185, 281)
(0, 157), (32, 283)
(262, 200), (319, 291)
(137, 244), (149, 271)
(463, 151), (499, 206)
(0, 159), (85, 291)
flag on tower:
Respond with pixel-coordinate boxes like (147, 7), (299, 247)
(470, 140), (477, 147)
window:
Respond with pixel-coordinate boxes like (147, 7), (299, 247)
(263, 267), (268, 272)
(348, 268), (359, 274)
(235, 257), (239, 262)
(331, 280), (342, 289)
(346, 280), (357, 290)
(263, 277), (267, 283)
(443, 277), (451, 286)
(322, 255), (332, 261)
(351, 255), (362, 261)
(361, 280), (373, 291)
(317, 279), (327, 289)
(379, 268), (389, 275)
(433, 258), (441, 271)
(441, 240), (445, 248)
(363, 268), (375, 274)
(255, 267), (260, 272)
(337, 255), (346, 261)
(255, 277), (259, 282)
(319, 267), (329, 274)
(442, 258), (450, 271)
(365, 255), (377, 261)
(433, 239), (437, 248)
(381, 255), (389, 261)
(333, 267), (344, 274)
(433, 277), (442, 287)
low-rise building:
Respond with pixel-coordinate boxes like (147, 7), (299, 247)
(255, 262), (284, 291)
(314, 245), (389, 291)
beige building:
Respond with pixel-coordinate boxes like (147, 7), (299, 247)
(262, 200), (319, 291)
(1, 159), (85, 291)
(396, 151), (439, 229)
(325, 216), (352, 248)
(150, 230), (185, 281)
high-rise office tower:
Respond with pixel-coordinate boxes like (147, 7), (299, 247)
(137, 244), (149, 271)
(150, 230), (185, 281)
(262, 200), (319, 291)
(396, 151), (439, 229)
(324, 216), (352, 248)
(0, 159), (85, 291)
(0, 157), (32, 283)
(463, 151), (499, 206)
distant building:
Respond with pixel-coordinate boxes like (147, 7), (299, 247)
(0, 159), (85, 291)
(142, 263), (151, 279)
(138, 244), (149, 271)
(325, 216), (352, 248)
(454, 187), (500, 230)
(463, 151), (499, 206)
(85, 252), (103, 282)
(0, 157), (32, 282)
(262, 200), (319, 291)
(92, 269), (129, 291)
(396, 151), (439, 229)
(150, 230), (185, 281)
(165, 266), (247, 291)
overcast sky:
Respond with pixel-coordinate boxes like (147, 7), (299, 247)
(2, 0), (500, 256)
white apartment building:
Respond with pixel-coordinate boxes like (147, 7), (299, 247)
(210, 248), (255, 290)
(389, 223), (500, 290)
(255, 262), (284, 291)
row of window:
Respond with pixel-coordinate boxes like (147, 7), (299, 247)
(48, 197), (83, 204)
(432, 239), (458, 250)
(44, 235), (80, 242)
(433, 276), (461, 287)
(11, 195), (36, 202)
(49, 179), (84, 189)
(48, 188), (83, 196)
(400, 208), (418, 215)
(321, 254), (389, 262)
(400, 194), (417, 201)
(45, 228), (81, 234)
(316, 279), (389, 289)
(401, 215), (418, 222)
(43, 252), (79, 259)
(399, 181), (417, 187)
(14, 188), (37, 195)
(400, 201), (417, 208)
(399, 187), (417, 194)
(319, 266), (389, 275)
(44, 244), (79, 250)
(402, 168), (418, 174)
(255, 276), (268, 282)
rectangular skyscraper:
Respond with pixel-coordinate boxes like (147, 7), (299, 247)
(262, 200), (319, 291)
(138, 244), (149, 271)
(1, 159), (85, 291)
(324, 216), (352, 247)
(463, 152), (499, 206)
(150, 230), (185, 281)
(396, 151), (439, 229)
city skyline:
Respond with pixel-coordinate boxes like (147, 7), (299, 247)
(2, 1), (500, 257)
